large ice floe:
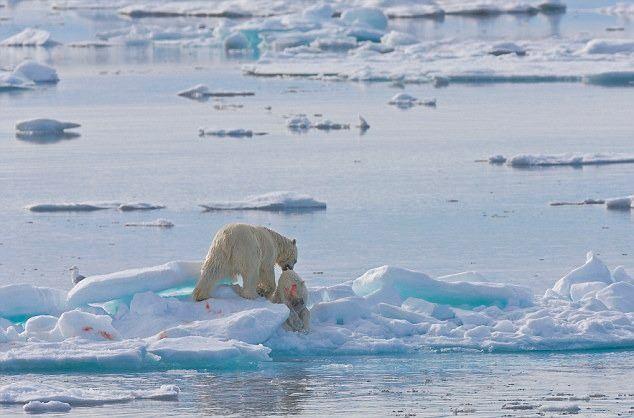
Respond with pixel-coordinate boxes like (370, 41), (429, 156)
(1, 251), (633, 373)
(26, 202), (165, 212)
(0, 28), (60, 47)
(200, 191), (327, 211)
(490, 153), (634, 168)
(0, 60), (59, 92)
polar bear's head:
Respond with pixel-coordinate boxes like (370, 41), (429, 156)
(278, 238), (297, 271)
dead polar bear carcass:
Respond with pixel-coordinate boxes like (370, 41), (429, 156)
(273, 269), (310, 332)
(193, 223), (297, 301)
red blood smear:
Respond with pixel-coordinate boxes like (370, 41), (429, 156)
(99, 331), (114, 340)
(83, 326), (93, 332)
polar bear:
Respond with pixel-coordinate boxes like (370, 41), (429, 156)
(193, 223), (297, 301)
(273, 270), (310, 332)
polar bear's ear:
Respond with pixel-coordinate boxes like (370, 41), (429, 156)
(292, 238), (296, 245)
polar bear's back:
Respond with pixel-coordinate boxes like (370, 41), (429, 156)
(205, 223), (277, 271)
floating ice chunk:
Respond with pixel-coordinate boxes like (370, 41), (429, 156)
(596, 282), (634, 312)
(340, 7), (388, 31)
(0, 382), (179, 406)
(118, 203), (165, 211)
(199, 128), (267, 138)
(66, 261), (201, 307)
(148, 336), (271, 366)
(287, 114), (312, 131)
(124, 219), (174, 228)
(312, 120), (350, 130)
(549, 199), (605, 206)
(23, 400), (72, 413)
(26, 202), (115, 212)
(24, 315), (60, 339)
(0, 72), (33, 92)
(224, 32), (250, 51)
(489, 155), (507, 164)
(508, 153), (634, 167)
(177, 83), (209, 98)
(381, 31), (419, 47)
(489, 42), (526, 56)
(1, 28), (60, 47)
(582, 39), (634, 54)
(16, 119), (80, 135)
(13, 60), (59, 83)
(605, 196), (632, 210)
(550, 252), (613, 300)
(200, 191), (326, 212)
(389, 92), (418, 107)
(353, 266), (533, 309)
(432, 76), (450, 88)
(0, 285), (66, 318)
(178, 84), (255, 99)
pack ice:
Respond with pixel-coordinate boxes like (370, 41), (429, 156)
(200, 191), (326, 211)
(1, 251), (633, 373)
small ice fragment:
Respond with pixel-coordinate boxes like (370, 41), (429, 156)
(605, 196), (632, 210)
(199, 128), (266, 138)
(538, 404), (581, 413)
(124, 219), (175, 228)
(118, 203), (165, 211)
(13, 60), (59, 83)
(488, 155), (507, 164)
(16, 119), (80, 135)
(23, 400), (71, 414)
(432, 76), (449, 88)
(340, 7), (388, 31)
(287, 115), (311, 131)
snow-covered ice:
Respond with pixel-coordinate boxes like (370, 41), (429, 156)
(388, 93), (436, 108)
(0, 284), (66, 318)
(16, 119), (81, 135)
(1, 28), (60, 47)
(118, 203), (165, 211)
(177, 84), (254, 99)
(491, 153), (634, 167)
(605, 196), (632, 210)
(0, 382), (179, 407)
(2, 251), (633, 373)
(200, 191), (327, 211)
(12, 60), (59, 83)
(23, 400), (72, 413)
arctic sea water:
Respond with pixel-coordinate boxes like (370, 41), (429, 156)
(1, 0), (633, 416)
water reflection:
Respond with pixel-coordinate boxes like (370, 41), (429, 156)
(16, 131), (81, 144)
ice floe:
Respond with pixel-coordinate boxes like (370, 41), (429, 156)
(582, 39), (634, 55)
(0, 28), (60, 47)
(12, 60), (59, 83)
(177, 84), (254, 100)
(490, 153), (634, 167)
(1, 251), (633, 371)
(0, 382), (179, 407)
(200, 191), (327, 212)
(198, 128), (267, 138)
(23, 400), (72, 413)
(124, 219), (174, 228)
(26, 202), (166, 212)
(0, 284), (66, 319)
(388, 93), (436, 108)
(606, 196), (632, 210)
(16, 119), (81, 135)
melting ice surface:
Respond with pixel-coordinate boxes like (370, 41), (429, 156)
(1, 252), (632, 380)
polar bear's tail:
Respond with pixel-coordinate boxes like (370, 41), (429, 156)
(193, 261), (224, 301)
